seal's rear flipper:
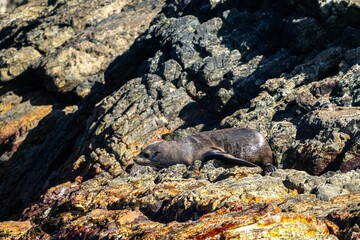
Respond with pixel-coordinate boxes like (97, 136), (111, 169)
(204, 150), (259, 168)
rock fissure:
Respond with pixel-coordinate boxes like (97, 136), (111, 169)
(0, 0), (360, 239)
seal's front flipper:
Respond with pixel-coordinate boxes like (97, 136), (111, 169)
(204, 150), (259, 168)
(263, 163), (277, 175)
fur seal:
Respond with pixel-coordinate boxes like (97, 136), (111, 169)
(134, 128), (276, 173)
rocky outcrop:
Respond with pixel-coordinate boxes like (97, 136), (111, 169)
(0, 0), (27, 13)
(0, 0), (359, 239)
(15, 165), (360, 239)
(0, 0), (165, 221)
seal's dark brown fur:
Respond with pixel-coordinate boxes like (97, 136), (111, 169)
(134, 128), (276, 173)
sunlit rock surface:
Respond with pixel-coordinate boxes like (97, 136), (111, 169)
(0, 0), (359, 239)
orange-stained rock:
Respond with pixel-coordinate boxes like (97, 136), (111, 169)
(0, 0), (166, 222)
(225, 213), (334, 239)
(48, 209), (162, 240)
(0, 221), (33, 239)
(0, 105), (52, 144)
(141, 205), (336, 239)
(0, 0), (360, 239)
(18, 167), (359, 239)
(22, 179), (82, 220)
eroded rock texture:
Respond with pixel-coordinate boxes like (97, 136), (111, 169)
(0, 0), (359, 239)
(0, 0), (165, 228)
(0, 0), (28, 13)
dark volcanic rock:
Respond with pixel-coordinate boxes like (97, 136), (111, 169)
(1, 0), (164, 97)
(0, 0), (165, 221)
(0, 0), (360, 239)
(18, 166), (360, 239)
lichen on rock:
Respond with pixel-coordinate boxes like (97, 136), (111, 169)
(0, 0), (359, 239)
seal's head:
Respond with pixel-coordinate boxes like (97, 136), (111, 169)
(134, 140), (192, 169)
(134, 141), (170, 169)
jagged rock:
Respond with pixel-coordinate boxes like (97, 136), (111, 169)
(20, 166), (360, 239)
(0, 220), (33, 239)
(283, 107), (360, 174)
(0, 47), (42, 81)
(0, 0), (359, 239)
(0, 0), (29, 14)
(0, 80), (60, 162)
(1, 0), (165, 96)
(0, 0), (165, 222)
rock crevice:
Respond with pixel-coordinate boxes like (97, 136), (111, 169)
(0, 0), (359, 239)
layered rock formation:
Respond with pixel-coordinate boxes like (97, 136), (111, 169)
(0, 0), (359, 239)
(0, 0), (27, 13)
